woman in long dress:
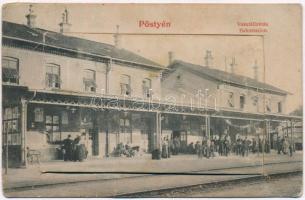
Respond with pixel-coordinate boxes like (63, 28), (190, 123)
(73, 135), (86, 161)
(78, 133), (87, 161)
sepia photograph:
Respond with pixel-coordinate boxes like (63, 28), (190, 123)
(1, 3), (303, 197)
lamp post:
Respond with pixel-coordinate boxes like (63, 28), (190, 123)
(155, 112), (162, 150)
(21, 98), (28, 167)
(105, 110), (109, 157)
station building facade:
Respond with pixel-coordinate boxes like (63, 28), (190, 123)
(2, 19), (165, 166)
(160, 60), (297, 149)
(2, 10), (302, 167)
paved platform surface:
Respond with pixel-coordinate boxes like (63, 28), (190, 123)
(5, 162), (302, 197)
(2, 151), (302, 193)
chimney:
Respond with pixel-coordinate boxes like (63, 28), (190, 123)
(113, 25), (121, 48)
(253, 60), (258, 80)
(25, 5), (36, 28)
(59, 9), (71, 34)
(229, 57), (237, 74)
(204, 50), (213, 67)
(168, 51), (174, 65)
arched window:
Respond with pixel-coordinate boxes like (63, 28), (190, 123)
(120, 74), (131, 96)
(142, 78), (152, 98)
(46, 64), (60, 89)
(83, 69), (96, 92)
(2, 57), (19, 84)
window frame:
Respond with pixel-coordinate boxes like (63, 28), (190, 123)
(2, 56), (19, 84)
(227, 92), (235, 108)
(119, 115), (132, 143)
(34, 107), (44, 122)
(240, 94), (246, 109)
(278, 101), (282, 113)
(252, 95), (259, 106)
(45, 114), (61, 144)
(46, 63), (61, 89)
(266, 98), (271, 112)
(83, 69), (96, 93)
(142, 78), (152, 98)
(3, 106), (21, 145)
(61, 110), (69, 125)
(251, 95), (259, 112)
(120, 74), (131, 96)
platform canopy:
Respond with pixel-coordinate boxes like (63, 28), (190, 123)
(21, 89), (302, 123)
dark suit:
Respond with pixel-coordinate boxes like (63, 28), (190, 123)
(62, 138), (73, 161)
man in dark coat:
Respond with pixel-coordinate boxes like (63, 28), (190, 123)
(173, 137), (180, 155)
(236, 136), (242, 156)
(259, 137), (263, 153)
(223, 137), (229, 156)
(62, 135), (73, 161)
(252, 138), (257, 153)
(241, 138), (246, 157)
(219, 137), (224, 156)
(73, 135), (81, 161)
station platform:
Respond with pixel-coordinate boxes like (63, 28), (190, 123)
(2, 151), (303, 193)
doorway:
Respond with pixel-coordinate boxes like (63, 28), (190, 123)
(172, 130), (188, 153)
(89, 128), (99, 156)
(2, 106), (22, 168)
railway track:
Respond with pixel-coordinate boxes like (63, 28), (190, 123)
(4, 160), (302, 194)
(114, 170), (302, 197)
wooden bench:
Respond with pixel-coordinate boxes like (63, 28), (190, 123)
(26, 148), (41, 164)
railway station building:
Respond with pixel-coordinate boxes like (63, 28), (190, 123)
(2, 10), (166, 166)
(2, 8), (302, 167)
(161, 59), (301, 152)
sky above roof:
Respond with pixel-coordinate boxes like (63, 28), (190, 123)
(2, 3), (302, 113)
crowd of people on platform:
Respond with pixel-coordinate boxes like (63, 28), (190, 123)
(161, 134), (295, 159)
(276, 136), (294, 156)
(161, 136), (181, 158)
(60, 133), (295, 161)
(61, 133), (88, 162)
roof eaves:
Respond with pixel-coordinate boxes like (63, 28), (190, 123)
(3, 35), (165, 70)
(112, 57), (165, 70)
(220, 80), (289, 95)
(173, 60), (289, 95)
